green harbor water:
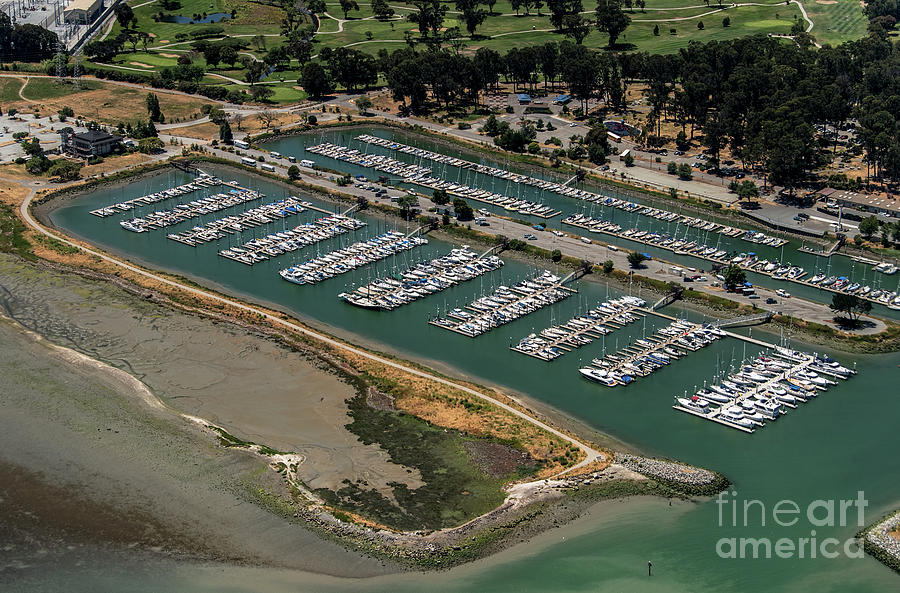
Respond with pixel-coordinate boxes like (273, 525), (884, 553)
(38, 135), (900, 592)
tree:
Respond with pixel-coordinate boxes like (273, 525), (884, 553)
(627, 251), (647, 268)
(551, 249), (563, 262)
(250, 85), (275, 102)
(431, 188), (451, 205)
(356, 96), (372, 114)
(115, 3), (136, 28)
(47, 160), (82, 181)
(722, 16), (730, 26)
(456, 0), (488, 37)
(138, 137), (164, 153)
(256, 109), (277, 129)
(602, 259), (614, 273)
(722, 264), (746, 291)
(339, 0), (360, 18)
(452, 197), (474, 221)
(372, 0), (395, 19)
(301, 62), (333, 98)
(562, 15), (592, 44)
(287, 164), (301, 180)
(830, 293), (871, 325)
(653, 23), (659, 35)
(859, 216), (880, 239)
(623, 152), (634, 166)
(408, 0), (447, 38)
(219, 121), (233, 143)
(595, 0), (631, 48)
(398, 194), (418, 219)
(697, 20), (704, 29)
(146, 93), (164, 123)
(220, 45), (238, 67)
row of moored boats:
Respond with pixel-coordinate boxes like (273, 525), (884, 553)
(119, 188), (263, 233)
(218, 215), (367, 265)
(430, 271), (572, 337)
(338, 248), (503, 310)
(511, 296), (646, 361)
(278, 231), (427, 285)
(674, 347), (855, 432)
(90, 174), (224, 217)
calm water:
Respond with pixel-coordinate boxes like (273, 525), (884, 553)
(41, 150), (900, 592)
(265, 128), (900, 321)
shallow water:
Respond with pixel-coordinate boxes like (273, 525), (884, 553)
(36, 156), (900, 592)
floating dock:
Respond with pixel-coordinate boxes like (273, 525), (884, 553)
(217, 215), (366, 265)
(339, 247), (504, 310)
(429, 271), (576, 337)
(89, 174), (227, 217)
(278, 231), (428, 286)
(511, 296), (646, 360)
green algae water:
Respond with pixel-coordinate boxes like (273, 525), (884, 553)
(38, 151), (900, 592)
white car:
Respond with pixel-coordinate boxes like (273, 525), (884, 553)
(569, 123), (578, 127)
(776, 289), (791, 298)
(552, 230), (564, 237)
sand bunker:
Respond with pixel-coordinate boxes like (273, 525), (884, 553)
(130, 62), (154, 68)
(159, 53), (180, 58)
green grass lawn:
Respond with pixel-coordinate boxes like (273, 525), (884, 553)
(310, 1), (804, 55)
(112, 0), (286, 46)
(804, 0), (867, 46)
(0, 77), (24, 103)
(21, 78), (105, 100)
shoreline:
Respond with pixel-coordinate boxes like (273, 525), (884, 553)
(10, 173), (734, 569)
(0, 252), (727, 572)
(862, 509), (900, 574)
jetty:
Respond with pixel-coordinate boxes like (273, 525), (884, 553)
(511, 296), (646, 360)
(429, 271), (576, 337)
(339, 247), (504, 310)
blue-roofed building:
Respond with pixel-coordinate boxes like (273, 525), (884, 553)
(517, 94), (531, 104)
(553, 94), (571, 104)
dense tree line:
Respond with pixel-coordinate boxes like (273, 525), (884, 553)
(0, 13), (58, 62)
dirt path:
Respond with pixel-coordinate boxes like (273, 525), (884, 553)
(18, 187), (605, 476)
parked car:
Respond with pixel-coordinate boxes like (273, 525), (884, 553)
(749, 294), (760, 300)
(524, 233), (538, 240)
(766, 297), (777, 304)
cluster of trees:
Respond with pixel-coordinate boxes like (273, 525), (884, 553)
(0, 13), (58, 61)
(18, 132), (82, 180)
(858, 215), (900, 244)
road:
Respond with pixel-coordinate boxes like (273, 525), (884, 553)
(191, 141), (885, 335)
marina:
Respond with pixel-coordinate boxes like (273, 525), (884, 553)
(306, 143), (561, 218)
(563, 213), (900, 309)
(674, 346), (856, 433)
(355, 134), (787, 246)
(216, 214), (367, 265)
(117, 186), (265, 233)
(278, 231), (428, 285)
(165, 197), (306, 246)
(578, 320), (726, 387)
(429, 271), (576, 337)
(88, 173), (225, 217)
(511, 296), (646, 360)
(338, 247), (504, 310)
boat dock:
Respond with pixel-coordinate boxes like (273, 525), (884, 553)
(89, 174), (227, 217)
(579, 321), (725, 386)
(673, 345), (855, 433)
(561, 214), (900, 308)
(339, 247), (504, 310)
(278, 231), (428, 286)
(118, 186), (265, 233)
(356, 135), (789, 246)
(165, 197), (305, 246)
(307, 143), (560, 219)
(511, 296), (646, 360)
(217, 215), (367, 265)
(429, 271), (576, 337)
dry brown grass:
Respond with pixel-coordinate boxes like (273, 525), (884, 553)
(174, 121), (220, 140)
(3, 165), (593, 485)
(81, 153), (154, 177)
(8, 77), (215, 125)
